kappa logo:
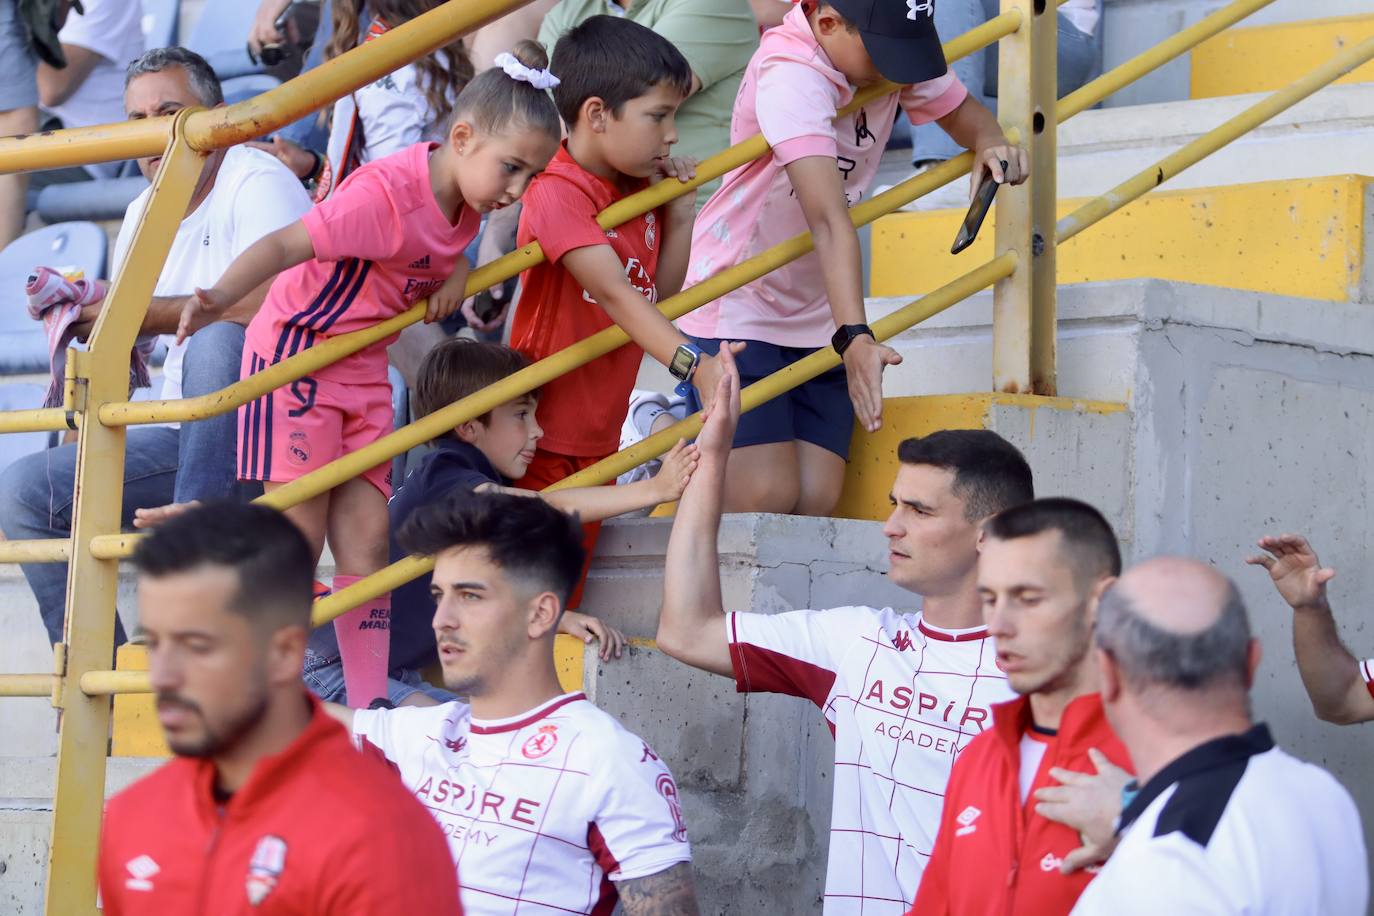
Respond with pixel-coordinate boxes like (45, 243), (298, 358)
(892, 630), (915, 651)
(657, 773), (689, 842)
(408, 254), (431, 269)
(246, 835), (287, 906)
(521, 724), (558, 759)
(906, 0), (934, 20)
(446, 735), (468, 753)
(124, 854), (159, 891)
(955, 805), (981, 837)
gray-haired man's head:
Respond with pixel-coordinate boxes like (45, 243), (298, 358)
(1096, 557), (1254, 696)
(125, 47), (224, 108)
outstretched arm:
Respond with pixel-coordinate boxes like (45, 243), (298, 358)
(617, 862), (700, 916)
(1247, 533), (1374, 725)
(656, 348), (740, 677)
(178, 220), (315, 342)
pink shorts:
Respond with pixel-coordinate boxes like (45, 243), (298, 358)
(238, 350), (394, 497)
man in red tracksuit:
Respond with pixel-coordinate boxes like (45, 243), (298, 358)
(97, 502), (461, 915)
(910, 498), (1132, 915)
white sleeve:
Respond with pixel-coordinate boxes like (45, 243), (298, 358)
(727, 606), (875, 706)
(109, 193), (145, 275)
(589, 729), (693, 883)
(355, 68), (430, 163)
(224, 153), (314, 260)
(57, 0), (143, 61)
(350, 704), (445, 766)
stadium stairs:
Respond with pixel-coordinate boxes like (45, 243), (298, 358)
(4, 4), (1374, 912)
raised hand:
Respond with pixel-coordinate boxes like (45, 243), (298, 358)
(1034, 748), (1132, 874)
(558, 610), (626, 661)
(1247, 533), (1336, 611)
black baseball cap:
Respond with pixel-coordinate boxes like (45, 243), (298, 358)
(825, 0), (948, 84)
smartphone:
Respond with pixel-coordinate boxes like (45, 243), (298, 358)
(950, 160), (1007, 255)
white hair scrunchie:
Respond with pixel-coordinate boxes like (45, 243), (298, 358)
(493, 52), (561, 91)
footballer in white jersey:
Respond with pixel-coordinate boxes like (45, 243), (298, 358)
(353, 692), (691, 915)
(729, 605), (1011, 912)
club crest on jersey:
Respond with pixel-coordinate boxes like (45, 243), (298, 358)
(521, 724), (558, 759)
(644, 211), (656, 250)
(657, 773), (688, 842)
(245, 835), (287, 906)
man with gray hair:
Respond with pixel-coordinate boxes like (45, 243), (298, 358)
(0, 47), (312, 649)
(1066, 557), (1367, 916)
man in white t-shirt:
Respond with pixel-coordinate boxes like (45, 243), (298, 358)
(1068, 558), (1367, 916)
(37, 0), (145, 178)
(0, 47), (312, 649)
(659, 352), (1035, 913)
(326, 490), (699, 916)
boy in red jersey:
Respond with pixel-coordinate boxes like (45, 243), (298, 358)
(98, 502), (459, 915)
(509, 15), (742, 602)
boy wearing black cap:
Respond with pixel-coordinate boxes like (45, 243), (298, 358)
(679, 0), (1027, 519)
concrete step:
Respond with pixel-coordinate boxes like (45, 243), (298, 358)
(1190, 13), (1374, 99)
(1100, 0), (1370, 107)
(870, 174), (1373, 303)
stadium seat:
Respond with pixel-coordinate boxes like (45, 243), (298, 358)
(0, 381), (57, 466)
(187, 1), (275, 81)
(0, 222), (108, 374)
(34, 174), (148, 225)
(139, 0), (179, 50)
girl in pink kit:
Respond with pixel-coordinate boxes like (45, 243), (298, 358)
(180, 43), (562, 708)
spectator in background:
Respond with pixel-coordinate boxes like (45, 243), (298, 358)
(251, 0), (474, 199)
(0, 0), (39, 249)
(909, 0), (1101, 191)
(36, 0), (145, 177)
(1067, 558), (1367, 916)
(99, 502), (462, 915)
(1247, 533), (1374, 724)
(539, 0), (757, 209)
(0, 48), (312, 648)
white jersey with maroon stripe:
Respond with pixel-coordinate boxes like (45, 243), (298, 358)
(352, 692), (691, 915)
(727, 606), (1012, 914)
(1362, 658), (1374, 699)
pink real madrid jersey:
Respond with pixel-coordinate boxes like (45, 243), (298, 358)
(245, 142), (481, 383)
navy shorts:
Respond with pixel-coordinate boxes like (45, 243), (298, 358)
(687, 336), (855, 459)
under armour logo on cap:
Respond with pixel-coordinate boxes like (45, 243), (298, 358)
(906, 0), (934, 20)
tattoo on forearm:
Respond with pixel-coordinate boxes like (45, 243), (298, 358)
(618, 862), (700, 916)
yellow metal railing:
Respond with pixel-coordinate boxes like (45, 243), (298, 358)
(2, 0), (1370, 911)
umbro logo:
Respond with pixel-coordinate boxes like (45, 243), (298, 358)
(955, 805), (981, 837)
(125, 854), (159, 891)
(408, 255), (431, 269)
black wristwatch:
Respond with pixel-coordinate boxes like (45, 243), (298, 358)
(831, 323), (875, 357)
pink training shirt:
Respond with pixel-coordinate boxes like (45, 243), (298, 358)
(245, 142), (481, 383)
(678, 6), (967, 348)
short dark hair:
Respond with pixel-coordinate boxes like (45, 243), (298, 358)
(549, 16), (693, 128)
(125, 47), (224, 107)
(414, 339), (535, 431)
(132, 502), (314, 628)
(1096, 580), (1252, 693)
(984, 497), (1122, 588)
(897, 430), (1033, 521)
(398, 491), (585, 607)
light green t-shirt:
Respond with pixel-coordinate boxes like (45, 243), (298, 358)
(538, 0), (759, 207)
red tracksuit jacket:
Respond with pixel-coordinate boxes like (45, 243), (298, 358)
(909, 692), (1131, 916)
(98, 693), (462, 915)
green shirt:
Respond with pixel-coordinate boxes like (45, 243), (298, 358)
(539, 0), (759, 207)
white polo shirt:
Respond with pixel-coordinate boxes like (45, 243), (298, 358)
(728, 606), (1013, 913)
(1071, 724), (1367, 916)
(352, 692), (692, 915)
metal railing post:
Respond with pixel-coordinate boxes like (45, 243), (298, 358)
(992, 0), (1058, 394)
(43, 111), (206, 916)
